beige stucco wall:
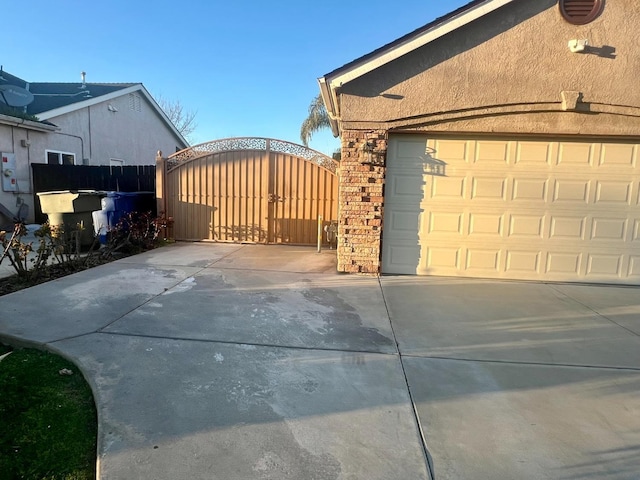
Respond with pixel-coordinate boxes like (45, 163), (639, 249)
(338, 0), (640, 136)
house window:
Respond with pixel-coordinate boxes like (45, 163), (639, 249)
(559, 0), (604, 25)
(46, 150), (75, 165)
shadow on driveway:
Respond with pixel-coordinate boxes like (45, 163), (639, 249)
(1, 244), (640, 479)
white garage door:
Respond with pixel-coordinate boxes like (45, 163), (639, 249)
(382, 135), (640, 285)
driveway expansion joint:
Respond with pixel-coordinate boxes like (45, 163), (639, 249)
(400, 353), (640, 372)
(96, 331), (401, 356)
(549, 284), (640, 338)
(202, 244), (246, 267)
(96, 269), (210, 332)
(378, 277), (435, 480)
(204, 265), (338, 275)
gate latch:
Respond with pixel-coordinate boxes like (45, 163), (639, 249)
(268, 193), (283, 203)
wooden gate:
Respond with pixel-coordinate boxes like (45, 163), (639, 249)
(159, 138), (339, 245)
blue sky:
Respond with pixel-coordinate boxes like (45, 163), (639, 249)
(4, 0), (468, 155)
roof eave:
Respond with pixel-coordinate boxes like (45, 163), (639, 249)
(37, 84), (189, 148)
(36, 84), (144, 120)
(318, 77), (340, 137)
(318, 0), (516, 132)
(0, 113), (58, 132)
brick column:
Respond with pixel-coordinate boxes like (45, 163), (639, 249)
(337, 129), (388, 274)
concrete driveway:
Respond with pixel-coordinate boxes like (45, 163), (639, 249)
(1, 243), (639, 479)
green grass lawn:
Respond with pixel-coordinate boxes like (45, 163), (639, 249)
(0, 347), (97, 480)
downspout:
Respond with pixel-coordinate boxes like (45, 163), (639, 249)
(54, 131), (85, 163)
(88, 105), (92, 162)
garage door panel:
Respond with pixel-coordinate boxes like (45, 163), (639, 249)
(427, 212), (464, 235)
(552, 179), (591, 203)
(599, 143), (638, 169)
(425, 246), (461, 270)
(386, 209), (421, 233)
(469, 213), (503, 236)
(545, 252), (582, 276)
(558, 142), (596, 166)
(516, 142), (552, 165)
(433, 139), (469, 162)
(508, 214), (545, 238)
(384, 243), (423, 274)
(505, 250), (541, 274)
(595, 181), (634, 205)
(511, 178), (548, 202)
(471, 177), (507, 200)
(383, 135), (640, 284)
(396, 140), (427, 162)
(590, 218), (628, 241)
(430, 176), (466, 200)
(474, 141), (510, 165)
(387, 173), (425, 200)
(465, 248), (501, 272)
(586, 254), (624, 277)
(550, 215), (586, 240)
(629, 257), (640, 277)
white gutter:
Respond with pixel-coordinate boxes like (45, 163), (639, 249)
(0, 113), (58, 133)
(319, 0), (516, 130)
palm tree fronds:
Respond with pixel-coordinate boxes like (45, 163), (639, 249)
(300, 94), (331, 147)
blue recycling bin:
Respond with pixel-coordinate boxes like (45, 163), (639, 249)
(92, 191), (155, 244)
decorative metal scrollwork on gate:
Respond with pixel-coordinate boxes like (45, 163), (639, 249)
(167, 137), (338, 174)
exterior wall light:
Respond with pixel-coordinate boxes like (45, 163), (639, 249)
(361, 139), (383, 166)
(568, 39), (588, 53)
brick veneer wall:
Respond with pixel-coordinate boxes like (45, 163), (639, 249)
(337, 129), (388, 274)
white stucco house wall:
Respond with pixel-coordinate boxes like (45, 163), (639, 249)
(0, 69), (187, 225)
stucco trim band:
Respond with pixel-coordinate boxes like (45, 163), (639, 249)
(339, 102), (640, 131)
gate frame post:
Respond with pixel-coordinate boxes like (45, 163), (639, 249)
(155, 150), (169, 239)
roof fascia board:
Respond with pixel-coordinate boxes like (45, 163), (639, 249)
(326, 0), (515, 89)
(0, 113), (58, 132)
(318, 78), (340, 136)
(319, 0), (516, 131)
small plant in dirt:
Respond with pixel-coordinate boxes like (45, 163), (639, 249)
(0, 212), (173, 296)
(102, 211), (173, 255)
(0, 222), (100, 282)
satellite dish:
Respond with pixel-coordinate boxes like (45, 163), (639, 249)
(0, 84), (34, 107)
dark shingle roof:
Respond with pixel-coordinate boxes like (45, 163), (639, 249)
(27, 82), (136, 115)
(0, 69), (136, 115)
(0, 69), (188, 146)
(0, 69), (28, 89)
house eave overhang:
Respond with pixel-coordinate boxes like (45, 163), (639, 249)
(318, 0), (516, 136)
(0, 113), (58, 133)
(36, 84), (144, 120)
(38, 84), (189, 148)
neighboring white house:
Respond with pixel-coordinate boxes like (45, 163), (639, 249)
(0, 69), (188, 225)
